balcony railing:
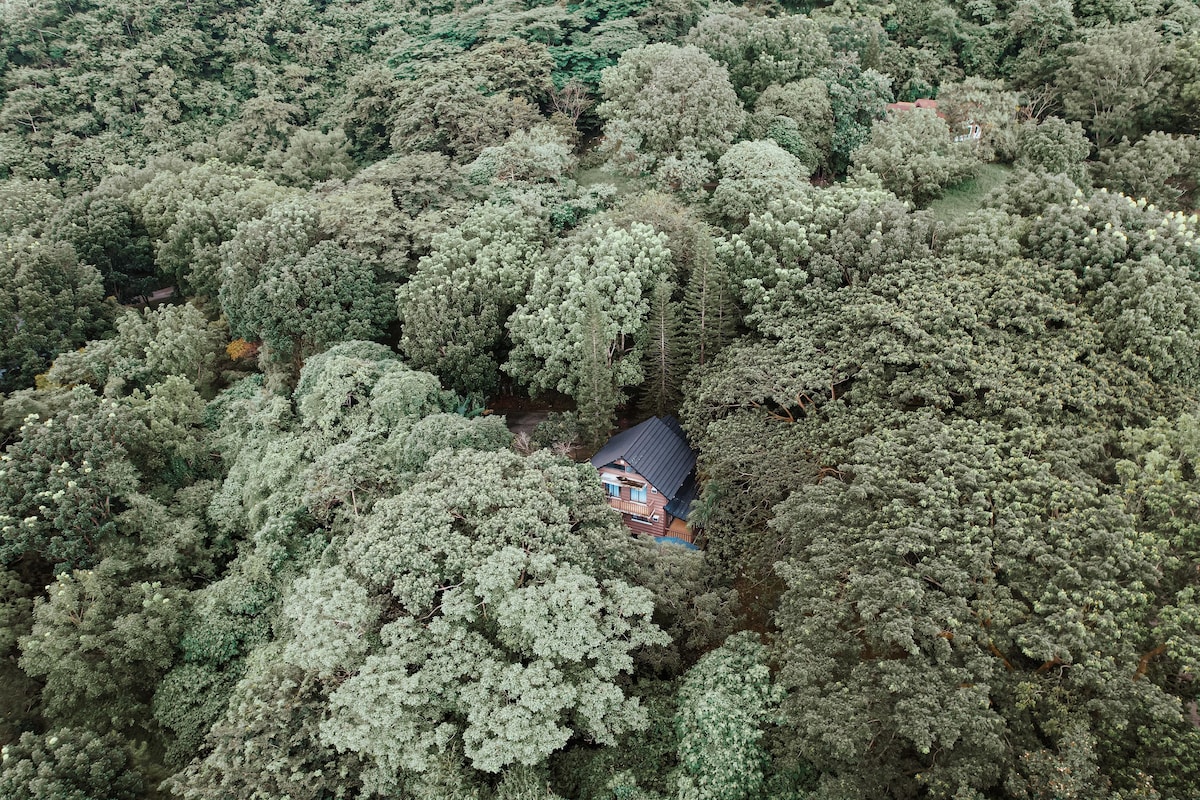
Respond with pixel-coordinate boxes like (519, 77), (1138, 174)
(609, 498), (651, 517)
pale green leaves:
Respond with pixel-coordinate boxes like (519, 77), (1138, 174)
(598, 44), (745, 177)
(398, 202), (548, 394)
(711, 140), (812, 228)
(506, 221), (672, 441)
(325, 546), (664, 776)
(676, 632), (782, 800)
(47, 303), (225, 397)
(280, 565), (379, 679)
(322, 448), (666, 779)
(850, 109), (979, 206)
(130, 161), (298, 298)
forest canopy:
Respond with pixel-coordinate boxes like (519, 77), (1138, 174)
(1, 0), (1199, 799)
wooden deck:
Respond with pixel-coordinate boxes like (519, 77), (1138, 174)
(609, 498), (652, 517)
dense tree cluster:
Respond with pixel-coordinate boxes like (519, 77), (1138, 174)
(2, 0), (1199, 798)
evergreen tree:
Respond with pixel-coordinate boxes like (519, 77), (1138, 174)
(639, 276), (684, 418)
(19, 559), (185, 734)
(0, 235), (111, 392)
(675, 632), (782, 800)
(506, 221), (672, 446)
(0, 728), (144, 800)
(397, 202), (547, 396)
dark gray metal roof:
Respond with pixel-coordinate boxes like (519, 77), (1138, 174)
(590, 416), (697, 502)
(664, 472), (699, 521)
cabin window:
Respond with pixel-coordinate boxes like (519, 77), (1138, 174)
(630, 514), (652, 524)
(604, 482), (620, 498)
(630, 486), (647, 503)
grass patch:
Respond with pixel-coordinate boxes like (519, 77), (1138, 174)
(574, 163), (648, 199)
(927, 162), (1012, 222)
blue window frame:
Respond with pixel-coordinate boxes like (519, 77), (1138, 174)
(605, 482), (620, 498)
(629, 486), (647, 503)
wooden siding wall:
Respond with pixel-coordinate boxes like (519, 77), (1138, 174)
(598, 460), (673, 537)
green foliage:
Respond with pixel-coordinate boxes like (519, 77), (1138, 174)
(0, 390), (146, 569)
(548, 10), (649, 90)
(115, 483), (226, 585)
(598, 44), (745, 177)
(506, 220), (672, 445)
(496, 764), (568, 800)
(686, 6), (833, 104)
(1092, 132), (1200, 211)
(850, 109), (979, 205)
(279, 565), (380, 679)
(390, 39), (554, 161)
(0, 568), (37, 741)
(683, 182), (1200, 586)
(151, 662), (241, 767)
(621, 545), (740, 673)
(131, 161), (298, 299)
(924, 162), (1012, 223)
(711, 140), (812, 228)
(5, 1), (1200, 797)
(262, 127), (356, 187)
(0, 569), (32, 659)
(47, 303), (226, 397)
(0, 728), (144, 800)
(290, 341), (456, 439)
(219, 198), (397, 384)
(0, 179), (62, 237)
(153, 551), (285, 763)
(1015, 116), (1092, 186)
(398, 202), (548, 395)
(19, 559), (186, 733)
(395, 412), (513, 474)
(530, 411), (583, 452)
(820, 56), (893, 175)
(322, 448), (670, 786)
(1055, 21), (1176, 147)
(466, 125), (578, 187)
(983, 167), (1082, 218)
(549, 681), (679, 800)
(745, 79), (835, 175)
(46, 170), (158, 300)
(165, 660), (366, 800)
(0, 0), (229, 185)
(0, 235), (111, 392)
(933, 77), (1020, 162)
(675, 632), (782, 800)
(607, 191), (717, 281)
(638, 276), (685, 418)
(771, 416), (1189, 798)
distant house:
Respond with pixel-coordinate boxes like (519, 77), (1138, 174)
(885, 98), (982, 142)
(590, 416), (700, 544)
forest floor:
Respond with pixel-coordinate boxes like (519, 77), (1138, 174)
(502, 410), (550, 438)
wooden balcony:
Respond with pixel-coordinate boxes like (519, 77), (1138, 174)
(609, 498), (651, 517)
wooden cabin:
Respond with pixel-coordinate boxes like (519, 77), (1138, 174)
(590, 416), (700, 545)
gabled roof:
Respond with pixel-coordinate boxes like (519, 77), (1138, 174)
(664, 472), (699, 522)
(590, 416), (696, 502)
